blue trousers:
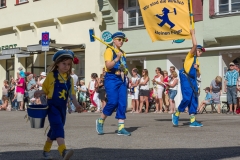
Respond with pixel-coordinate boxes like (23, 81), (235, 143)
(103, 73), (127, 119)
(47, 101), (66, 140)
(178, 71), (198, 115)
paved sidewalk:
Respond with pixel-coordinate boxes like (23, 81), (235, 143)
(0, 111), (240, 160)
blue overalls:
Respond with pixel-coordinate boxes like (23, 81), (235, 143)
(47, 71), (71, 140)
(103, 50), (127, 119)
(177, 56), (198, 115)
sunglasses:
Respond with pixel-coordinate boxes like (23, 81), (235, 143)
(115, 38), (125, 42)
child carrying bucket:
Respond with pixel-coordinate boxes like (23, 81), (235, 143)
(34, 50), (82, 160)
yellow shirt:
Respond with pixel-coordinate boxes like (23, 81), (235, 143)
(42, 72), (75, 99)
(104, 48), (126, 72)
(184, 52), (200, 74)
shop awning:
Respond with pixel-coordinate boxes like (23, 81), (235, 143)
(50, 43), (86, 50)
(15, 53), (30, 58)
(27, 43), (85, 52)
(0, 55), (11, 60)
(1, 47), (27, 55)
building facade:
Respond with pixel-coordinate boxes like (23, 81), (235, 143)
(100, 0), (240, 105)
(0, 0), (105, 97)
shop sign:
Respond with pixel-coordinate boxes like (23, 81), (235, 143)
(0, 44), (18, 51)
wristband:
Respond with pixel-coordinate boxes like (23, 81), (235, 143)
(113, 59), (117, 63)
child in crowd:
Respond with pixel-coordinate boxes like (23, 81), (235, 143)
(198, 87), (212, 113)
(18, 67), (25, 78)
(0, 96), (9, 110)
(34, 50), (82, 160)
(78, 80), (87, 112)
(88, 73), (97, 108)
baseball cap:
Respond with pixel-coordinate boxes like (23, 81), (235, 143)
(203, 87), (210, 91)
(229, 62), (235, 66)
(40, 72), (46, 76)
(197, 45), (205, 52)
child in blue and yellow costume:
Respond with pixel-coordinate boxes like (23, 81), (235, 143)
(34, 50), (82, 160)
(172, 29), (205, 127)
(96, 32), (131, 136)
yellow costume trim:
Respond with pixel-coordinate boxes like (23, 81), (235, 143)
(58, 144), (66, 156)
(59, 89), (67, 100)
(98, 119), (104, 124)
(184, 52), (200, 74)
(190, 116), (196, 123)
(175, 111), (180, 117)
(43, 141), (52, 152)
(118, 123), (124, 131)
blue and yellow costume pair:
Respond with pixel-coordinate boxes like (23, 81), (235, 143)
(172, 45), (205, 127)
(96, 32), (131, 136)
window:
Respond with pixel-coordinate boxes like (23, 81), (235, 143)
(19, 0), (28, 3)
(124, 0), (143, 27)
(216, 0), (240, 15)
(6, 59), (14, 81)
(26, 57), (33, 73)
(0, 0), (6, 8)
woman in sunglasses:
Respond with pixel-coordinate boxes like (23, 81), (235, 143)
(96, 32), (131, 136)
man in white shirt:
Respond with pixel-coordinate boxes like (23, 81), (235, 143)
(38, 72), (46, 90)
(71, 68), (79, 92)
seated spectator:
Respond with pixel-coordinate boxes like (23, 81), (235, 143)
(198, 87), (212, 113)
(2, 80), (9, 98)
(210, 76), (222, 114)
(0, 96), (9, 110)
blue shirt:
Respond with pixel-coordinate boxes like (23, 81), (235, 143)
(205, 92), (212, 101)
(27, 79), (36, 91)
(225, 70), (239, 86)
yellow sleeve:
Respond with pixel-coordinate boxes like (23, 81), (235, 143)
(104, 48), (113, 62)
(184, 52), (194, 74)
(42, 73), (50, 95)
(42, 72), (55, 99)
(71, 78), (76, 95)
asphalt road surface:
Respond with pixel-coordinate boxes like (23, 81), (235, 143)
(0, 111), (240, 160)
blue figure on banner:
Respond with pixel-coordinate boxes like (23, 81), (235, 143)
(155, 7), (177, 29)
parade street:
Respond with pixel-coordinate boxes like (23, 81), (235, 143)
(1, 112), (240, 160)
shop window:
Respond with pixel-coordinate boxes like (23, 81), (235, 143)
(73, 52), (85, 80)
(124, 0), (143, 28)
(26, 57), (33, 73)
(6, 59), (14, 81)
(215, 0), (240, 15)
(0, 0), (6, 8)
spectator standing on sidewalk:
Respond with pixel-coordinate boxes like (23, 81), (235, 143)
(71, 68), (79, 92)
(27, 74), (37, 99)
(16, 73), (25, 111)
(38, 72), (47, 90)
(163, 70), (170, 112)
(224, 62), (239, 115)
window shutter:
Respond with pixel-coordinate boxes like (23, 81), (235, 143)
(209, 0), (215, 17)
(192, 0), (203, 22)
(118, 0), (124, 30)
(16, 0), (19, 4)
